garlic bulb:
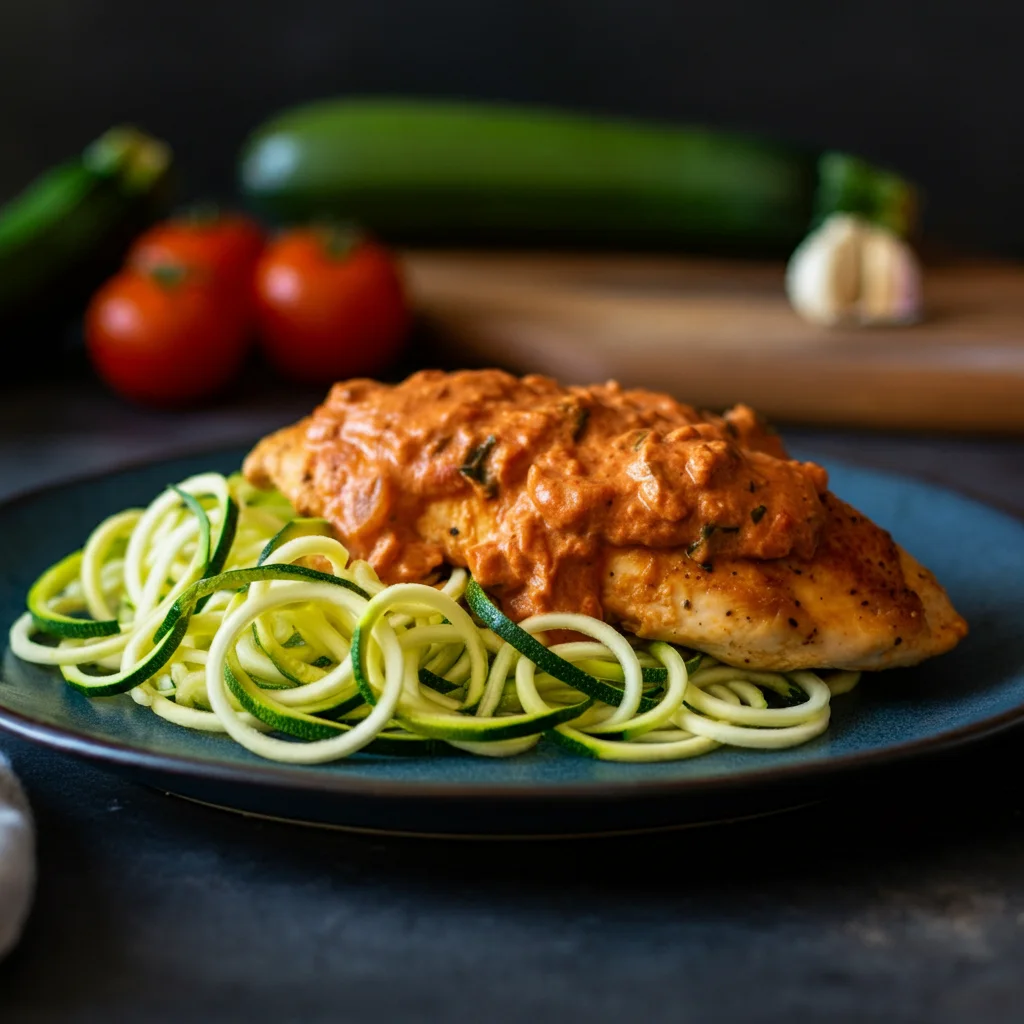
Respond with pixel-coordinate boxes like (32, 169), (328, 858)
(785, 213), (922, 326)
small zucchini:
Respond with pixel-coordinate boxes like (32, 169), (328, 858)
(0, 126), (172, 332)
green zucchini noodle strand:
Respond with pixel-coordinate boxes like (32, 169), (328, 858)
(8, 612), (130, 667)
(81, 509), (141, 621)
(512, 612), (645, 726)
(514, 635), (715, 762)
(7, 469), (862, 765)
(686, 665), (830, 726)
(205, 582), (402, 763)
(123, 473), (231, 620)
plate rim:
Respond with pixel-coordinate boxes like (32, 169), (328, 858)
(1, 442), (1023, 803)
(2, 692), (1024, 803)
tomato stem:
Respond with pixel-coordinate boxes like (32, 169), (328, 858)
(316, 222), (363, 260)
(148, 263), (189, 289)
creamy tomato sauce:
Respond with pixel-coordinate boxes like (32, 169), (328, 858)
(299, 370), (829, 619)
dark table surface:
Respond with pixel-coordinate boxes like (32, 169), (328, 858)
(3, 376), (1024, 1024)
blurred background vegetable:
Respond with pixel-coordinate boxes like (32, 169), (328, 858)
(239, 99), (916, 252)
(85, 261), (252, 406)
(785, 214), (922, 327)
(82, 210), (410, 402)
(0, 126), (171, 340)
(4, 1), (1015, 254)
(253, 225), (410, 383)
(127, 208), (265, 299)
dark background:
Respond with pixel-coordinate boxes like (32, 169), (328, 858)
(1, 0), (1021, 256)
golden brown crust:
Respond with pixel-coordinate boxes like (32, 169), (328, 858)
(601, 494), (966, 670)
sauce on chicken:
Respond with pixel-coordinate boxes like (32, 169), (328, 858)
(252, 369), (830, 619)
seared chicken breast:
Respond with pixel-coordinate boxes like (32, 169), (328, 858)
(244, 370), (966, 671)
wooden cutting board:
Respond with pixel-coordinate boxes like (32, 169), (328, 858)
(401, 252), (1024, 432)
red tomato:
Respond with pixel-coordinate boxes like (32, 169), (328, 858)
(127, 210), (265, 296)
(253, 227), (410, 383)
(85, 266), (251, 406)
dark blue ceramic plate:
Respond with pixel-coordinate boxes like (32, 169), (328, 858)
(0, 447), (1021, 836)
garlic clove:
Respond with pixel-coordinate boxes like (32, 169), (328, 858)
(859, 223), (922, 325)
(785, 214), (861, 326)
(785, 213), (923, 327)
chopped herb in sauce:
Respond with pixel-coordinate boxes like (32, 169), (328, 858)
(633, 430), (649, 450)
(686, 523), (716, 556)
(572, 407), (590, 442)
(751, 505), (767, 523)
(685, 522), (741, 560)
(459, 435), (498, 497)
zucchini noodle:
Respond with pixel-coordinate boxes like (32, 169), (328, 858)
(8, 472), (859, 764)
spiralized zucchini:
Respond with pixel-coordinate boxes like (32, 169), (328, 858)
(8, 472), (858, 764)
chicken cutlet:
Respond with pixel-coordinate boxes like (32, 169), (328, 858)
(244, 369), (966, 671)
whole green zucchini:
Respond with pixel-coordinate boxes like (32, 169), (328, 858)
(0, 126), (172, 325)
(239, 99), (914, 251)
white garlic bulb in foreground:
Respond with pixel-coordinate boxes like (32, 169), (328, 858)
(785, 213), (923, 327)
